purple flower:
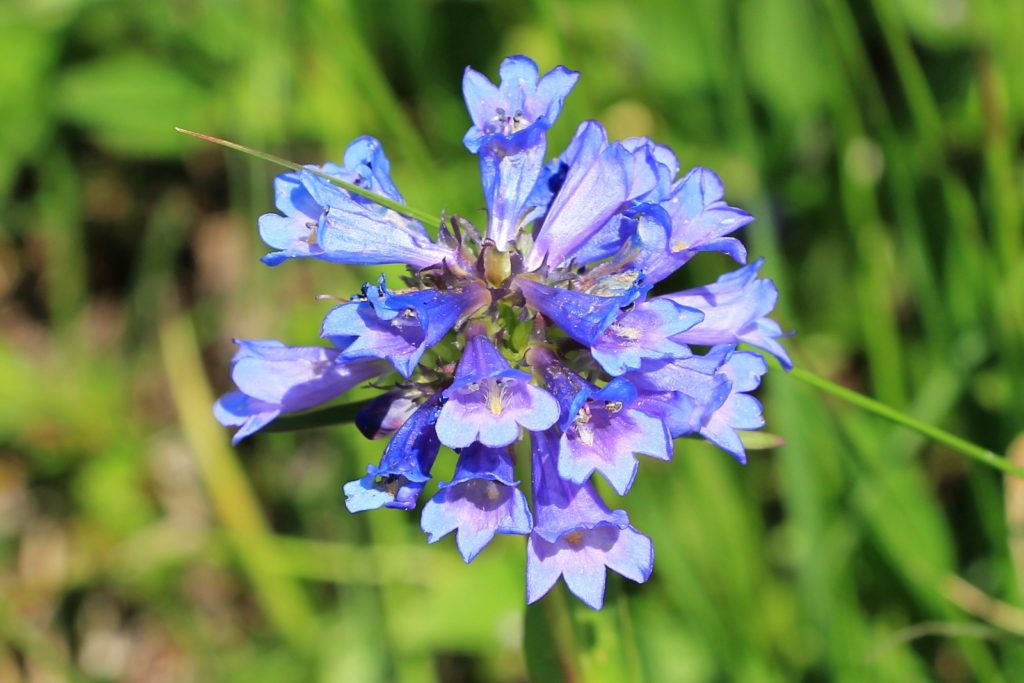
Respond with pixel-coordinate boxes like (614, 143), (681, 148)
(344, 397), (442, 512)
(218, 54), (788, 609)
(462, 55), (579, 154)
(213, 340), (387, 444)
(463, 56), (579, 250)
(699, 347), (768, 461)
(526, 121), (661, 270)
(259, 136), (453, 269)
(420, 444), (533, 562)
(435, 332), (559, 449)
(590, 299), (703, 376)
(627, 346), (767, 462)
(526, 430), (654, 609)
(354, 389), (420, 440)
(516, 275), (648, 347)
(637, 167), (754, 282)
(558, 379), (672, 495)
(532, 349), (672, 495)
(322, 276), (489, 378)
(662, 259), (792, 369)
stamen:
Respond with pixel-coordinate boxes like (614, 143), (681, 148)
(485, 379), (507, 416)
(565, 531), (584, 548)
(611, 323), (642, 341)
(575, 420), (595, 447)
(509, 110), (528, 132)
(374, 475), (403, 496)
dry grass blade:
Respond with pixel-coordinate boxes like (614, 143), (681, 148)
(1006, 434), (1024, 597)
(944, 575), (1024, 637)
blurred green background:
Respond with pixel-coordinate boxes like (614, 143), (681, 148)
(2, 0), (1024, 681)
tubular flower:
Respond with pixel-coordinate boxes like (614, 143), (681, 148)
(215, 55), (789, 609)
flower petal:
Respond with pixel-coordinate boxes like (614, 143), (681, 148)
(663, 259), (792, 368)
(527, 122), (660, 269)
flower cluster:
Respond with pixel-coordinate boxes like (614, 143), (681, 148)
(215, 56), (790, 609)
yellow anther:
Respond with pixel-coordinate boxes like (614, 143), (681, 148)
(486, 380), (506, 415)
(613, 324), (642, 341)
(304, 223), (319, 245)
(575, 420), (595, 447)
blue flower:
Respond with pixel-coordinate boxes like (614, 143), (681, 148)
(216, 55), (789, 609)
(463, 56), (579, 251)
(322, 275), (489, 378)
(526, 429), (654, 609)
(354, 389), (420, 440)
(421, 443), (533, 562)
(462, 55), (579, 153)
(533, 347), (672, 495)
(626, 345), (768, 462)
(635, 167), (754, 282)
(526, 121), (661, 270)
(662, 259), (792, 369)
(214, 340), (387, 444)
(516, 276), (645, 347)
(589, 299), (704, 376)
(344, 397), (442, 512)
(434, 329), (559, 449)
(259, 136), (455, 269)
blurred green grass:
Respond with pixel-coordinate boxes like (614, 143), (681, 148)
(1, 0), (1023, 681)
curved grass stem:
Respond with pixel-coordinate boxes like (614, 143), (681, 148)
(174, 128), (440, 225)
(785, 365), (1024, 478)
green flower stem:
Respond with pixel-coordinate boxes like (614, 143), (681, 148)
(524, 587), (581, 683)
(524, 582), (646, 683)
(174, 128), (440, 225)
(262, 400), (366, 433)
(568, 581), (646, 683)
(784, 364), (1024, 478)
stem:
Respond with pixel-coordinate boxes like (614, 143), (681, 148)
(524, 589), (582, 683)
(174, 128), (440, 225)
(786, 365), (1024, 478)
(567, 581), (646, 683)
(262, 400), (366, 434)
(523, 582), (646, 683)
